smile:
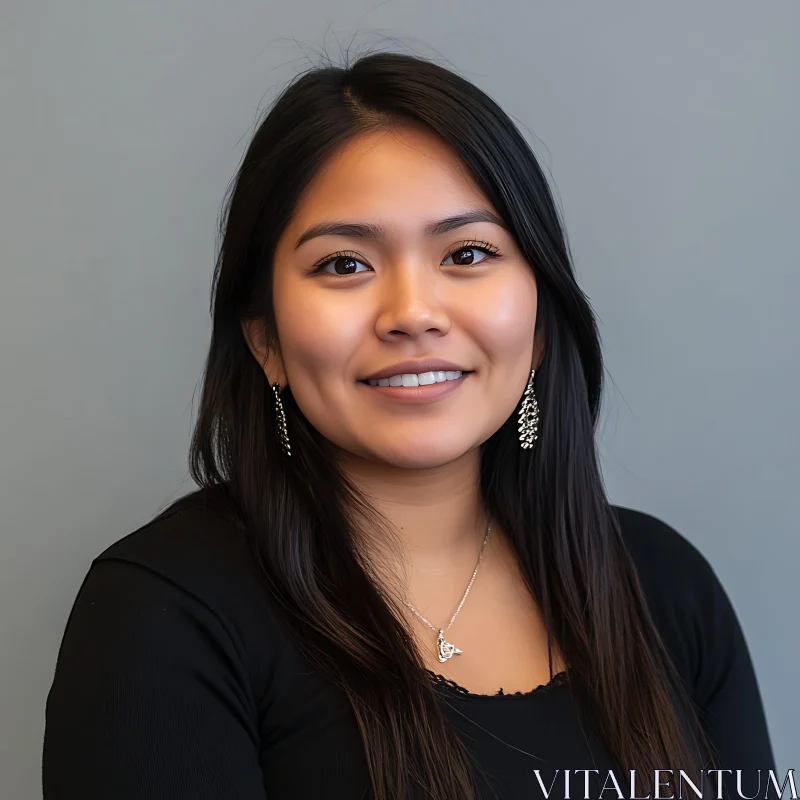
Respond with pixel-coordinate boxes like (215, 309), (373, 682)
(364, 370), (468, 387)
(358, 371), (473, 404)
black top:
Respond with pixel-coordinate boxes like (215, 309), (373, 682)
(42, 486), (776, 799)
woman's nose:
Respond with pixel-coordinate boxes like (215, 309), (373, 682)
(373, 262), (452, 340)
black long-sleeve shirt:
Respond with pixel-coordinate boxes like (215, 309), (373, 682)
(42, 486), (777, 798)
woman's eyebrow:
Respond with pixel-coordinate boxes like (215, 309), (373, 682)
(293, 209), (508, 250)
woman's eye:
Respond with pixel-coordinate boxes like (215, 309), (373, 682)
(312, 244), (499, 277)
(442, 246), (495, 267)
(313, 255), (372, 276)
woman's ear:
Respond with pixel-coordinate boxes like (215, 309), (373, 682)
(240, 319), (287, 387)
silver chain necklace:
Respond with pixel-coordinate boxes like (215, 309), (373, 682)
(404, 519), (492, 663)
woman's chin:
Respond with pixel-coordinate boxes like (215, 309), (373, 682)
(360, 439), (478, 471)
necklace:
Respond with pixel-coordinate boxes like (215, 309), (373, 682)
(404, 519), (492, 663)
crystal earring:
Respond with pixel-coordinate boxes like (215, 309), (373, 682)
(518, 368), (539, 450)
(271, 382), (292, 457)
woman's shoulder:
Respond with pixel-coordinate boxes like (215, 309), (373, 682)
(610, 504), (745, 694)
(45, 486), (300, 795)
(611, 504), (717, 597)
(95, 483), (254, 585)
(89, 484), (283, 654)
(611, 504), (722, 626)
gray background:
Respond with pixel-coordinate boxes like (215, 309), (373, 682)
(2, 1), (797, 796)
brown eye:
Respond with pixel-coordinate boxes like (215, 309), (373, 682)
(454, 248), (479, 265)
(311, 252), (372, 277)
(442, 245), (498, 267)
(331, 256), (359, 274)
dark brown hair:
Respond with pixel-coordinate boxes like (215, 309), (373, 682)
(189, 48), (717, 799)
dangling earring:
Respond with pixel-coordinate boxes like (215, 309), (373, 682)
(271, 382), (292, 457)
(518, 368), (539, 450)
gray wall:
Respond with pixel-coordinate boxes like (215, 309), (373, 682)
(2, 2), (797, 796)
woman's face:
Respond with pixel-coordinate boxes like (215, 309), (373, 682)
(246, 124), (540, 471)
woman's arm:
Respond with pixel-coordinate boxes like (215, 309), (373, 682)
(691, 557), (777, 789)
(616, 507), (778, 792)
(43, 558), (268, 799)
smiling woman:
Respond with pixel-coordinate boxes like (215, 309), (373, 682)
(243, 122), (539, 472)
(42, 51), (776, 800)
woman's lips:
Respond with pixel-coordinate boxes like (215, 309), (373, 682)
(358, 372), (472, 404)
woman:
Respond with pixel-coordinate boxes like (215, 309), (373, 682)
(43, 51), (776, 799)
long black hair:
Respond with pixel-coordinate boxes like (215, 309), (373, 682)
(189, 49), (716, 799)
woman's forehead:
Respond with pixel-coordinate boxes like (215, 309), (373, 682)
(286, 130), (491, 239)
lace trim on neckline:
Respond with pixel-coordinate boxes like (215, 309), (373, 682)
(425, 668), (570, 699)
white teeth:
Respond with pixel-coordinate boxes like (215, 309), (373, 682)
(367, 370), (464, 387)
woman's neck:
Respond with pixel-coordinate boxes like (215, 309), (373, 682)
(333, 446), (497, 607)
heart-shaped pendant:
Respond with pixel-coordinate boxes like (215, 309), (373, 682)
(437, 629), (463, 662)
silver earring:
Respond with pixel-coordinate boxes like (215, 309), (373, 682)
(271, 382), (292, 457)
(518, 368), (539, 450)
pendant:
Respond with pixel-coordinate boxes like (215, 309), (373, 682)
(436, 629), (463, 663)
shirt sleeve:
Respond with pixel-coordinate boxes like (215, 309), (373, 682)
(690, 556), (777, 790)
(43, 557), (268, 799)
